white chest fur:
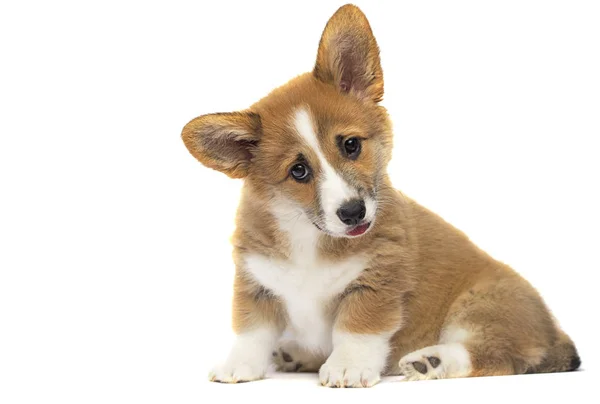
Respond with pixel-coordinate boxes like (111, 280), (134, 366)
(244, 252), (366, 354)
(243, 204), (367, 354)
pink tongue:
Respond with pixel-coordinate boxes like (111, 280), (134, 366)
(347, 222), (369, 236)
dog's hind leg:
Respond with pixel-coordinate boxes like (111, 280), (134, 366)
(399, 273), (578, 381)
(398, 324), (521, 381)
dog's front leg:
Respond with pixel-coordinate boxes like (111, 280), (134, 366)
(209, 271), (284, 383)
(319, 284), (403, 388)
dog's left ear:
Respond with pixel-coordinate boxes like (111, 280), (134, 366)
(314, 4), (383, 103)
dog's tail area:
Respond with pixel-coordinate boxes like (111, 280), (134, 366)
(529, 330), (581, 374)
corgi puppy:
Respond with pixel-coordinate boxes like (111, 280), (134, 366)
(182, 4), (580, 387)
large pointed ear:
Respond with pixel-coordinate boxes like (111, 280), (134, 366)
(314, 4), (383, 103)
(181, 111), (261, 178)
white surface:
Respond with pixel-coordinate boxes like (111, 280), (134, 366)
(0, 1), (598, 403)
(205, 371), (593, 404)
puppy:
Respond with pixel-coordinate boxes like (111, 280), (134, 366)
(182, 4), (580, 387)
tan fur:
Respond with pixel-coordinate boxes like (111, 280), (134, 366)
(183, 4), (579, 382)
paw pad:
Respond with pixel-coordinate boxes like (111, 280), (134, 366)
(282, 351), (294, 363)
(427, 356), (441, 368)
(273, 349), (305, 372)
(412, 361), (428, 374)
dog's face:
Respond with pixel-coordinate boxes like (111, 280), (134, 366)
(182, 5), (392, 238)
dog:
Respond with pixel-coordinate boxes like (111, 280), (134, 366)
(182, 4), (580, 387)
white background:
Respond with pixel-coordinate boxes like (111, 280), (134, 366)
(1, 1), (598, 403)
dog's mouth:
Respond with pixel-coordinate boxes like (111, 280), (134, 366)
(346, 222), (371, 237)
(312, 220), (372, 238)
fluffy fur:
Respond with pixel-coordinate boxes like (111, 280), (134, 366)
(183, 4), (580, 387)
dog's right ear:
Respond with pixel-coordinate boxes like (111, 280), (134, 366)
(181, 111), (261, 179)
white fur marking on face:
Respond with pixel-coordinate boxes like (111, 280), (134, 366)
(364, 196), (377, 225)
(209, 327), (279, 383)
(293, 108), (358, 234)
(398, 343), (473, 381)
(319, 330), (392, 387)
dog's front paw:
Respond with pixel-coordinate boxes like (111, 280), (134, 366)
(208, 327), (278, 383)
(317, 331), (390, 388)
(208, 361), (266, 383)
(318, 361), (381, 388)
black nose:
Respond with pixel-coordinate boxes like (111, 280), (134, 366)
(336, 199), (366, 226)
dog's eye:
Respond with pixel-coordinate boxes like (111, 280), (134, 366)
(340, 137), (361, 160)
(290, 163), (310, 182)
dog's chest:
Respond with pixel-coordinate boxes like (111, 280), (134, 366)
(244, 252), (366, 353)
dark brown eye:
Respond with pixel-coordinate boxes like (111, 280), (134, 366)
(340, 137), (361, 159)
(290, 163), (310, 182)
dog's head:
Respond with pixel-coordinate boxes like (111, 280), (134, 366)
(182, 5), (392, 238)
